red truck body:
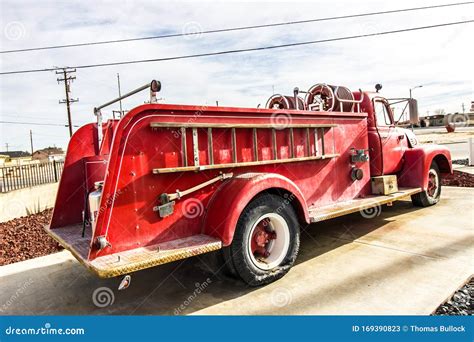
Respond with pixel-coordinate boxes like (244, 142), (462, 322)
(46, 82), (452, 284)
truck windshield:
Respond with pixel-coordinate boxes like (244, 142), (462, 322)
(374, 101), (392, 126)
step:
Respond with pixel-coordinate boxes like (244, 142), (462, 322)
(45, 224), (222, 278)
(90, 235), (221, 278)
(308, 187), (422, 223)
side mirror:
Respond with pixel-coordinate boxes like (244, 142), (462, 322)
(408, 98), (419, 125)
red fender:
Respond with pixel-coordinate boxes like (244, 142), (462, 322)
(398, 145), (452, 190)
(50, 123), (100, 228)
(203, 173), (310, 246)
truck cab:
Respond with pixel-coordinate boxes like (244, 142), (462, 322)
(45, 80), (452, 287)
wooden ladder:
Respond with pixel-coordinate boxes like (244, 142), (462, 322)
(150, 122), (339, 174)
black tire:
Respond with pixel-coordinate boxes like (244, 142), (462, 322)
(222, 193), (300, 286)
(411, 161), (442, 207)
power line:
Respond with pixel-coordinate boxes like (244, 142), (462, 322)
(0, 120), (82, 127)
(1, 2), (472, 54)
(0, 20), (472, 76)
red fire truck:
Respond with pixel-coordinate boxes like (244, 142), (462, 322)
(46, 80), (452, 287)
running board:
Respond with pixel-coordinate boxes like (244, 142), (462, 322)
(308, 187), (422, 223)
(45, 225), (222, 278)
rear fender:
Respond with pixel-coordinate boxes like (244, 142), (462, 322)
(398, 145), (452, 190)
(203, 173), (309, 246)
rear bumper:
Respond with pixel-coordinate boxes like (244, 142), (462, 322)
(44, 225), (222, 278)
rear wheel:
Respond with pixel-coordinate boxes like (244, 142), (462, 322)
(222, 193), (300, 286)
(411, 161), (441, 207)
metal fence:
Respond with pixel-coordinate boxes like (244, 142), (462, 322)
(0, 161), (64, 193)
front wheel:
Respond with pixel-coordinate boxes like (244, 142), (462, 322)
(411, 161), (441, 207)
(222, 193), (300, 286)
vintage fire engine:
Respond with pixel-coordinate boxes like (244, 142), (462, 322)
(46, 80), (452, 287)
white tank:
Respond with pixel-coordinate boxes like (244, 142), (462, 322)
(88, 182), (103, 235)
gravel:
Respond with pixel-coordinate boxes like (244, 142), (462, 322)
(0, 209), (63, 266)
(434, 277), (474, 315)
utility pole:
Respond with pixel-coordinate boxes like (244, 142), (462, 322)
(117, 73), (123, 117)
(5, 143), (9, 152)
(29, 130), (34, 155)
(462, 103), (465, 113)
(56, 68), (78, 137)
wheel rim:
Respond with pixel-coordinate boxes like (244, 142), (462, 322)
(247, 213), (290, 270)
(427, 169), (439, 199)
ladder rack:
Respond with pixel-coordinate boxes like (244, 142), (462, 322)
(150, 122), (338, 174)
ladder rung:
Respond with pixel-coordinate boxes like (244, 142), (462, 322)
(289, 128), (294, 158)
(320, 128), (325, 156)
(181, 127), (187, 167)
(272, 129), (277, 160)
(208, 127), (214, 165)
(231, 128), (237, 163)
(253, 128), (258, 161)
(192, 128), (199, 166)
(306, 127), (311, 157)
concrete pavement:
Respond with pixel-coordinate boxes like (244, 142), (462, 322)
(0, 187), (472, 315)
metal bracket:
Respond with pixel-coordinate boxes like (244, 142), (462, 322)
(96, 236), (112, 250)
(153, 201), (176, 218)
(350, 148), (370, 163)
(154, 172), (233, 218)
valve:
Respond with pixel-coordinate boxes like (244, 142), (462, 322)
(350, 148), (370, 163)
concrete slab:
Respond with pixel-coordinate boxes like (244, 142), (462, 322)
(0, 187), (472, 315)
(453, 164), (474, 175)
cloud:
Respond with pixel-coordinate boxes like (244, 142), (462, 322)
(0, 0), (473, 150)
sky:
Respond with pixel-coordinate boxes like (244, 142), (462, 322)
(0, 0), (473, 152)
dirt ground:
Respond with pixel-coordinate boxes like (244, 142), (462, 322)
(416, 130), (474, 144)
(0, 209), (62, 266)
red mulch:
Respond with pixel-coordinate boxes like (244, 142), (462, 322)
(0, 209), (63, 266)
(442, 170), (474, 187)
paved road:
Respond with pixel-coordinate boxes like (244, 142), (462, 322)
(0, 187), (473, 315)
